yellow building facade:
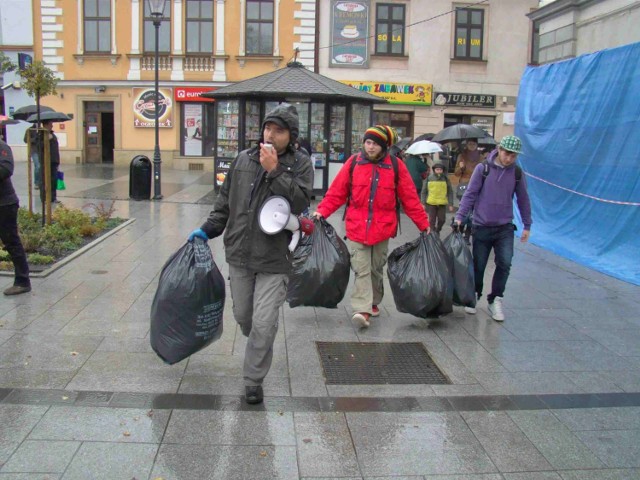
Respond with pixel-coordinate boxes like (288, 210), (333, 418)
(32, 0), (315, 169)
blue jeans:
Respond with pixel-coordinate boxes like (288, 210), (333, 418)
(471, 224), (515, 303)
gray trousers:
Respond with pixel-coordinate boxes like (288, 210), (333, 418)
(229, 264), (288, 387)
(347, 239), (389, 315)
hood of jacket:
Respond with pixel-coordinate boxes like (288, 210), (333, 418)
(260, 103), (299, 145)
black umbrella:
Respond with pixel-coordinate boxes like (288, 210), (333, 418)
(11, 105), (55, 121)
(26, 111), (72, 123)
(431, 124), (489, 143)
(393, 137), (412, 150)
(477, 136), (497, 146)
(0, 115), (21, 126)
(412, 133), (436, 143)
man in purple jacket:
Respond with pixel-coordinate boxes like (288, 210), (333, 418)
(455, 135), (532, 322)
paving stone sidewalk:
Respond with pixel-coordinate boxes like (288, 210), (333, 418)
(1, 163), (639, 479)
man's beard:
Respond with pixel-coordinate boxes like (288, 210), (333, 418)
(365, 149), (386, 162)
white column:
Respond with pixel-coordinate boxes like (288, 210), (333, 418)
(239, 0), (246, 55)
(213, 0), (227, 81)
(172, 0), (185, 80)
(273, 0), (280, 56)
(111, 0), (117, 53)
(76, 2), (83, 54)
(127, 0), (141, 80)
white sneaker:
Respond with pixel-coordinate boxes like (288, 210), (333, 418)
(464, 306), (477, 314)
(488, 297), (505, 322)
(352, 312), (370, 328)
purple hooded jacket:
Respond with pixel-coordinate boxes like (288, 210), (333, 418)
(455, 149), (532, 230)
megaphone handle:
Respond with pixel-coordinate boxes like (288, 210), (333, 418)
(288, 230), (300, 252)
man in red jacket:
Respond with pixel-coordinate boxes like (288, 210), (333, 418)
(314, 125), (430, 328)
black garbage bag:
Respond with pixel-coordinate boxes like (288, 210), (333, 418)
(442, 230), (476, 307)
(387, 232), (453, 318)
(150, 238), (225, 364)
(287, 218), (350, 308)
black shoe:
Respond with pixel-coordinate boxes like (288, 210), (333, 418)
(245, 385), (263, 404)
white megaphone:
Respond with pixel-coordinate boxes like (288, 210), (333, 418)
(258, 196), (302, 252)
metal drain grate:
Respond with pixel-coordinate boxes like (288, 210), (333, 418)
(316, 342), (450, 385)
(189, 163), (204, 171)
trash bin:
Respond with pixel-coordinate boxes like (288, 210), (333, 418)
(129, 155), (152, 200)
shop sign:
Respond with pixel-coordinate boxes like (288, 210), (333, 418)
(133, 87), (174, 128)
(175, 87), (216, 102)
(342, 80), (432, 106)
(434, 92), (496, 108)
(330, 1), (370, 68)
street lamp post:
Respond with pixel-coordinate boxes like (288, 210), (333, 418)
(149, 0), (166, 200)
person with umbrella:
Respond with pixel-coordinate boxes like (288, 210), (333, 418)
(404, 140), (443, 196)
(454, 138), (482, 243)
(0, 137), (31, 296)
(39, 120), (61, 203)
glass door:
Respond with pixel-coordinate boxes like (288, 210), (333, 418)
(214, 100), (239, 190)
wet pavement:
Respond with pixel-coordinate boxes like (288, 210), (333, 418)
(1, 162), (639, 479)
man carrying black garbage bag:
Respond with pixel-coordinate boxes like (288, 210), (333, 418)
(0, 139), (32, 296)
(188, 104), (313, 404)
(455, 135), (532, 322)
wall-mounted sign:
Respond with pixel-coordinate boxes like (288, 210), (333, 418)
(434, 92), (496, 108)
(174, 87), (216, 102)
(133, 87), (174, 128)
(342, 80), (433, 106)
(330, 1), (370, 68)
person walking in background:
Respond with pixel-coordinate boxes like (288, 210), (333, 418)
(39, 121), (60, 203)
(23, 125), (40, 190)
(454, 138), (481, 242)
(404, 152), (429, 196)
(313, 125), (430, 329)
(0, 139), (32, 296)
(421, 162), (454, 235)
(188, 104), (313, 405)
(455, 135), (532, 322)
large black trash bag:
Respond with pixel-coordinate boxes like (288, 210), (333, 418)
(150, 238), (225, 364)
(287, 218), (350, 308)
(442, 230), (476, 307)
(387, 232), (453, 318)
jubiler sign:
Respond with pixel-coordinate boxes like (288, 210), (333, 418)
(434, 92), (496, 108)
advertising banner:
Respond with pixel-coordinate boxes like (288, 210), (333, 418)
(133, 87), (174, 128)
(330, 1), (369, 68)
(342, 80), (433, 106)
(175, 87), (216, 102)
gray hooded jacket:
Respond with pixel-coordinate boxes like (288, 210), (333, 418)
(200, 104), (313, 273)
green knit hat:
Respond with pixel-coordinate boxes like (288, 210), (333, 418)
(499, 135), (522, 154)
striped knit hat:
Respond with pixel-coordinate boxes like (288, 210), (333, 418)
(363, 125), (398, 150)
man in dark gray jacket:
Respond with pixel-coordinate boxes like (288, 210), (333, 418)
(189, 104), (313, 404)
(0, 140), (31, 295)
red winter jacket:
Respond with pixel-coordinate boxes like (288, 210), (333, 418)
(317, 153), (429, 245)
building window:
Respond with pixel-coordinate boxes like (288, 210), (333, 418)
(454, 8), (484, 60)
(531, 20), (540, 65)
(375, 3), (405, 55)
(84, 0), (111, 53)
(186, 0), (214, 53)
(246, 0), (274, 55)
(144, 2), (171, 53)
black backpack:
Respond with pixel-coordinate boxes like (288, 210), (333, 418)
(480, 160), (522, 195)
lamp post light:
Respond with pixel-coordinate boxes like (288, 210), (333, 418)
(149, 0), (166, 200)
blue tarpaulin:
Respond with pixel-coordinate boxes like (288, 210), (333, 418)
(514, 42), (640, 285)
